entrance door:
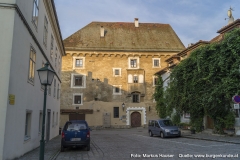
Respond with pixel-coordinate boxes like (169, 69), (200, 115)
(69, 114), (85, 120)
(46, 110), (51, 142)
(206, 116), (214, 129)
(131, 112), (141, 127)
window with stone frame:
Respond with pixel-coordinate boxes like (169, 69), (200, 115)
(75, 59), (83, 67)
(113, 85), (122, 95)
(113, 107), (119, 118)
(74, 95), (82, 104)
(32, 0), (39, 27)
(28, 47), (36, 83)
(152, 58), (160, 67)
(50, 35), (54, 60)
(74, 75), (83, 86)
(132, 93), (140, 103)
(43, 16), (48, 47)
(115, 69), (119, 75)
(133, 75), (138, 83)
(153, 76), (159, 86)
(130, 59), (137, 68)
(24, 110), (32, 141)
(71, 74), (86, 88)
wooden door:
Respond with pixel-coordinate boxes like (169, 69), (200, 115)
(131, 112), (141, 127)
(207, 116), (214, 129)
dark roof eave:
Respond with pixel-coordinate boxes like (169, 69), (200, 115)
(51, 0), (66, 56)
(217, 19), (240, 34)
(165, 41), (210, 62)
(64, 47), (184, 52)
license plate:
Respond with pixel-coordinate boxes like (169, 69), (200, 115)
(172, 132), (179, 134)
(71, 138), (81, 141)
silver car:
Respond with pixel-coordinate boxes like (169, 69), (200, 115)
(148, 119), (181, 138)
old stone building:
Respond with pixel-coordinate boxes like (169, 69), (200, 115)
(60, 18), (185, 128)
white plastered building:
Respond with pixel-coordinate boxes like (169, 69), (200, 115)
(0, 0), (65, 159)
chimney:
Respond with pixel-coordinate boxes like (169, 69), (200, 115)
(134, 18), (139, 27)
(100, 26), (104, 37)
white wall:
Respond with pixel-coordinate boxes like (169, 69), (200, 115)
(0, 0), (63, 159)
(0, 8), (15, 160)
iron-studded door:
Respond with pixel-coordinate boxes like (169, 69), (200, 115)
(103, 112), (111, 128)
(69, 114), (85, 120)
(131, 112), (141, 127)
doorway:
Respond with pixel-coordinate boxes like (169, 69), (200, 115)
(131, 112), (141, 127)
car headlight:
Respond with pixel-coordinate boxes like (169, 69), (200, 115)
(165, 129), (170, 132)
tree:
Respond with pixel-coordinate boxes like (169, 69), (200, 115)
(162, 28), (240, 132)
(153, 75), (166, 118)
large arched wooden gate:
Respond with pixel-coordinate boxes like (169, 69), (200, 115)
(131, 112), (141, 127)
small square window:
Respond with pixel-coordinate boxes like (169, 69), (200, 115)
(132, 94), (139, 103)
(115, 69), (119, 75)
(75, 59), (83, 67)
(152, 58), (160, 68)
(74, 76), (83, 86)
(113, 85), (122, 95)
(154, 60), (159, 67)
(74, 95), (82, 104)
(115, 87), (120, 93)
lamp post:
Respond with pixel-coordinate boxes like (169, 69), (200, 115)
(37, 62), (55, 160)
(122, 103), (125, 111)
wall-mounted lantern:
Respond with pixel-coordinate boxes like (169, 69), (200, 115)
(122, 103), (125, 111)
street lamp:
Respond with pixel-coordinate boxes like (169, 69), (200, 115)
(122, 103), (125, 111)
(37, 62), (55, 160)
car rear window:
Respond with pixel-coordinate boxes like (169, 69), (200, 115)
(65, 122), (87, 131)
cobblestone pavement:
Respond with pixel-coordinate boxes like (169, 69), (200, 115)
(18, 128), (240, 160)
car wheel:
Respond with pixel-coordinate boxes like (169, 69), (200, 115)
(60, 144), (64, 152)
(86, 144), (90, 151)
(160, 132), (165, 138)
(149, 131), (153, 137)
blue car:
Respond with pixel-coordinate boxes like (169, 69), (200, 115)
(148, 119), (181, 138)
(61, 120), (90, 151)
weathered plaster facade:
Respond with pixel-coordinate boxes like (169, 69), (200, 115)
(60, 20), (185, 129)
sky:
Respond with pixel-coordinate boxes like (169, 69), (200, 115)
(54, 0), (240, 48)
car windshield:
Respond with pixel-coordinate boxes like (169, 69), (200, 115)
(66, 122), (87, 131)
(159, 120), (173, 126)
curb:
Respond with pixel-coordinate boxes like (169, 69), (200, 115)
(49, 149), (60, 160)
(182, 135), (240, 145)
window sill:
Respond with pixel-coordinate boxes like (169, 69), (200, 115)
(24, 136), (31, 142)
(27, 79), (34, 86)
(72, 104), (83, 106)
(73, 67), (85, 69)
(113, 93), (122, 95)
(71, 86), (85, 89)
